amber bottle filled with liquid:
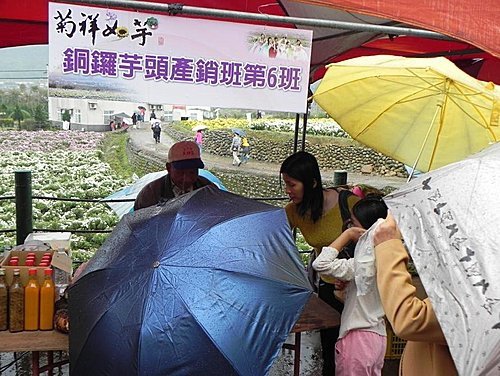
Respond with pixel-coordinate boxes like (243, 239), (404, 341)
(9, 269), (24, 332)
(24, 268), (40, 331)
(39, 268), (55, 330)
(0, 268), (8, 331)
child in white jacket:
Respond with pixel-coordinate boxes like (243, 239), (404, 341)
(313, 196), (388, 376)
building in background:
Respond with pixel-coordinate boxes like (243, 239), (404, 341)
(48, 97), (212, 131)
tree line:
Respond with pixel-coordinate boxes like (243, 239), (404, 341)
(0, 84), (50, 130)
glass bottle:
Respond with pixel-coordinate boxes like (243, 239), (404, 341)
(39, 268), (55, 330)
(9, 268), (24, 333)
(24, 268), (40, 331)
(53, 248), (70, 299)
(0, 268), (8, 331)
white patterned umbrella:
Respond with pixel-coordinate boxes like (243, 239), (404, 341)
(384, 142), (500, 376)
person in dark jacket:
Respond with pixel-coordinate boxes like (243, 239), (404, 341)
(134, 141), (214, 210)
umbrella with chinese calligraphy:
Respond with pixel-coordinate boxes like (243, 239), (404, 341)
(384, 142), (500, 375)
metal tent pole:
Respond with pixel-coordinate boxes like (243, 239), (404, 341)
(60, 0), (451, 40)
(301, 112), (308, 152)
(15, 170), (33, 245)
(293, 114), (300, 153)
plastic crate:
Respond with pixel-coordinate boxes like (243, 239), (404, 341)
(385, 321), (407, 359)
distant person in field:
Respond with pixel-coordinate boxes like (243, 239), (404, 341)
(132, 112), (137, 128)
(151, 119), (161, 143)
(195, 129), (203, 151)
(231, 132), (242, 166)
(240, 136), (250, 164)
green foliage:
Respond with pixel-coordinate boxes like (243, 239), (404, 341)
(61, 109), (71, 122)
(0, 118), (14, 128)
(0, 104), (8, 116)
(0, 85), (50, 129)
(33, 104), (49, 129)
(20, 119), (38, 131)
(295, 231), (312, 266)
(99, 131), (135, 179)
(11, 105), (25, 128)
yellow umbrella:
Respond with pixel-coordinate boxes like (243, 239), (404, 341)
(314, 55), (500, 174)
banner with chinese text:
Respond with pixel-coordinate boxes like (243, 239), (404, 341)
(48, 3), (313, 113)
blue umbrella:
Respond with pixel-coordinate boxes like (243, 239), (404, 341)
(105, 169), (227, 219)
(231, 128), (246, 137)
(70, 186), (312, 376)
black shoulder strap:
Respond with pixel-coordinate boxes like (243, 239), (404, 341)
(338, 189), (354, 231)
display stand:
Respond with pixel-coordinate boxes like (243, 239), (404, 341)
(284, 294), (341, 376)
(0, 330), (69, 376)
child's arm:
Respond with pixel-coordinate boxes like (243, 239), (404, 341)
(330, 227), (365, 250)
(313, 247), (355, 281)
(312, 227), (365, 281)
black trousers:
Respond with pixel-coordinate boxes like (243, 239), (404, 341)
(318, 280), (344, 376)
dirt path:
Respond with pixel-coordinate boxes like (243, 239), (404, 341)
(128, 127), (407, 189)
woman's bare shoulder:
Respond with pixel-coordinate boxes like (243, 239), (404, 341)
(323, 188), (339, 212)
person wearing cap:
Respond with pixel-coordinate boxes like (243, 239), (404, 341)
(133, 141), (214, 210)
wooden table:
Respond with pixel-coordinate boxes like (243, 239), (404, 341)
(284, 294), (341, 376)
(0, 330), (69, 375)
(0, 297), (337, 376)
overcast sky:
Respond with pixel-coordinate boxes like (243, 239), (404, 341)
(0, 45), (48, 83)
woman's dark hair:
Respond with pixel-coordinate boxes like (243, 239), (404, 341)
(280, 151), (324, 222)
(352, 195), (388, 229)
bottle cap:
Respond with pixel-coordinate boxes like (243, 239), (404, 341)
(25, 260), (35, 267)
(27, 252), (36, 257)
(13, 268), (20, 275)
(44, 268), (53, 276)
(0, 268), (5, 276)
(8, 259), (19, 266)
(39, 262), (50, 267)
(28, 268), (37, 276)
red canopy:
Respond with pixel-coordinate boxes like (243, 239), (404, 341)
(1, 0), (498, 83)
(314, 36), (500, 83)
(0, 0), (48, 48)
(296, 0), (500, 58)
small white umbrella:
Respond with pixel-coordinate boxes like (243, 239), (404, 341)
(384, 142), (500, 375)
(192, 124), (208, 132)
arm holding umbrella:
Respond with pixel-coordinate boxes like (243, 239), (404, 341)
(373, 213), (457, 376)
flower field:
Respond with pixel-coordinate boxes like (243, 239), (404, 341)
(177, 117), (349, 138)
(0, 130), (132, 262)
